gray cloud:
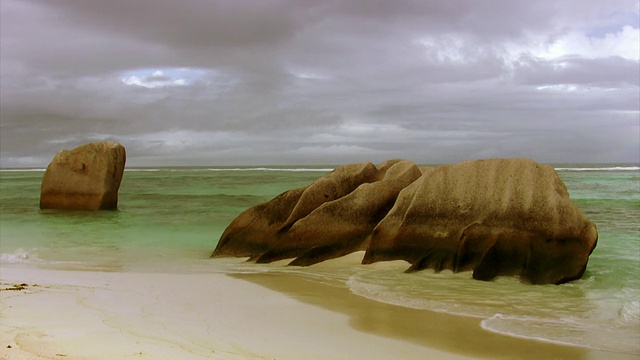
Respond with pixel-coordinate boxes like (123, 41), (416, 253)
(514, 56), (640, 87)
(1, 0), (638, 167)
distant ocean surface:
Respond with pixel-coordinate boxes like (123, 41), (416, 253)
(1, 164), (638, 355)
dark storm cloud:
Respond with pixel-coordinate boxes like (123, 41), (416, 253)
(1, 0), (638, 167)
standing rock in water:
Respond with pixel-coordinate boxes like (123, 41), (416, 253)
(258, 160), (423, 266)
(212, 158), (598, 285)
(213, 161), (382, 259)
(362, 158), (598, 285)
(40, 142), (126, 210)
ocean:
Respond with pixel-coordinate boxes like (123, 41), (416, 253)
(1, 164), (638, 355)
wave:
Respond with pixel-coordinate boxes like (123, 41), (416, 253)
(0, 168), (46, 172)
(125, 167), (334, 172)
(1, 167), (333, 173)
(618, 296), (640, 324)
(481, 312), (640, 354)
(345, 274), (487, 318)
(346, 273), (640, 355)
(4, 166), (637, 173)
(0, 248), (37, 264)
(0, 248), (82, 267)
(555, 166), (639, 172)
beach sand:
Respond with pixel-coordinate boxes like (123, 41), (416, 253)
(0, 262), (636, 360)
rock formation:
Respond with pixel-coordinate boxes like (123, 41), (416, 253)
(40, 141), (126, 210)
(212, 158), (598, 284)
(362, 159), (598, 284)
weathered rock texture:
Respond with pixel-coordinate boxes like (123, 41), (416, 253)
(212, 158), (598, 284)
(40, 142), (126, 210)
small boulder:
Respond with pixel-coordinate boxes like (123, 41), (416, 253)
(40, 142), (126, 210)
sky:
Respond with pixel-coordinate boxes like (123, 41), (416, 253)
(1, 0), (639, 167)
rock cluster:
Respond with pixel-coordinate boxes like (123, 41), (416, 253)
(212, 158), (598, 284)
(40, 142), (126, 210)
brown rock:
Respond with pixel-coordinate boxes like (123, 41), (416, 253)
(260, 160), (423, 265)
(40, 142), (126, 210)
(213, 161), (381, 259)
(212, 158), (598, 285)
(363, 158), (598, 284)
(213, 186), (309, 258)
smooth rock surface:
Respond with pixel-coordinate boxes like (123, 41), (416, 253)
(214, 161), (381, 259)
(40, 142), (126, 210)
(212, 158), (598, 284)
(363, 158), (598, 284)
(260, 160), (423, 265)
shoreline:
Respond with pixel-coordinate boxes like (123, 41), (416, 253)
(0, 264), (472, 360)
(232, 271), (638, 360)
(1, 263), (637, 360)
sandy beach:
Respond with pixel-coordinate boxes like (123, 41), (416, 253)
(1, 257), (637, 360)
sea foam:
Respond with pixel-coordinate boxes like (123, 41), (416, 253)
(125, 167), (334, 172)
(481, 312), (640, 354)
(346, 271), (640, 355)
(0, 248), (84, 268)
(0, 248), (39, 264)
(555, 166), (640, 171)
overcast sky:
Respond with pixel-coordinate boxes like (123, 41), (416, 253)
(1, 0), (639, 167)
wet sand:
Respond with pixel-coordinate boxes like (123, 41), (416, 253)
(235, 271), (638, 360)
(0, 264), (636, 360)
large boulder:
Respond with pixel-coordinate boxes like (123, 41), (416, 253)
(362, 158), (598, 284)
(212, 158), (598, 284)
(213, 161), (382, 259)
(40, 141), (126, 210)
(258, 160), (423, 265)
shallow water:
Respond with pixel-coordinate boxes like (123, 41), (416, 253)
(0, 164), (638, 354)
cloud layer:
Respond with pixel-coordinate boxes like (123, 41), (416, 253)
(1, 0), (638, 166)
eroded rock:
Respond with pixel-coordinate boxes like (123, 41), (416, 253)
(362, 159), (598, 284)
(214, 161), (382, 259)
(40, 141), (126, 210)
(212, 158), (597, 284)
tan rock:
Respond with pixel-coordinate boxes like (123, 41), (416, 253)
(213, 186), (309, 258)
(363, 158), (598, 284)
(259, 160), (423, 265)
(213, 162), (380, 259)
(213, 158), (598, 284)
(40, 142), (126, 210)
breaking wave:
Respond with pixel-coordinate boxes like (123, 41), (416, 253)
(555, 166), (639, 172)
(346, 271), (640, 355)
(125, 167), (334, 172)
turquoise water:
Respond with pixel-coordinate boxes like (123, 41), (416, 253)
(1, 165), (638, 354)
